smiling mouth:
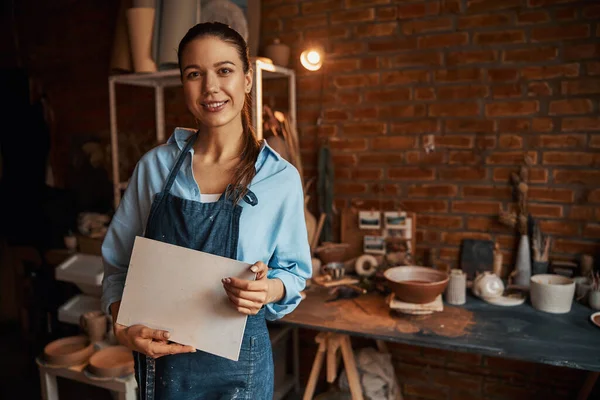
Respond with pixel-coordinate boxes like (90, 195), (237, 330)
(201, 100), (228, 112)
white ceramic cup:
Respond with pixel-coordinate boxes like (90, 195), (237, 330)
(530, 274), (575, 314)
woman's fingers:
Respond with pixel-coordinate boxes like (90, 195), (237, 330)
(225, 290), (260, 309)
(148, 341), (196, 358)
(138, 326), (170, 341)
(249, 261), (268, 280)
(224, 285), (267, 303)
(224, 277), (268, 292)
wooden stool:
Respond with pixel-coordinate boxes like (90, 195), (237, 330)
(303, 332), (363, 400)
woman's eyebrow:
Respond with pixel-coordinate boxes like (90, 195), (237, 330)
(182, 61), (235, 72)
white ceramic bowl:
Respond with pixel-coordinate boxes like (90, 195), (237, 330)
(530, 274), (575, 314)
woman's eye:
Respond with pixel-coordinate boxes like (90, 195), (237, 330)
(219, 68), (232, 75)
(186, 71), (199, 79)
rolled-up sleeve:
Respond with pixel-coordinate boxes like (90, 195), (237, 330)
(266, 168), (312, 321)
(101, 161), (151, 315)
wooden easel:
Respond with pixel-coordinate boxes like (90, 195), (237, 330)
(303, 332), (363, 400)
(302, 332), (403, 400)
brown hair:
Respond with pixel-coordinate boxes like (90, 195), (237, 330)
(178, 22), (260, 204)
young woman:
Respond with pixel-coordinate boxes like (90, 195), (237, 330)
(101, 22), (311, 399)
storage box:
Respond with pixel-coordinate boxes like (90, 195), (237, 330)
(55, 254), (104, 296)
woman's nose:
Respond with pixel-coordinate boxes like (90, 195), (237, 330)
(203, 73), (219, 94)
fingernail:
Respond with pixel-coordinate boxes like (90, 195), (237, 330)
(251, 266), (258, 273)
(164, 332), (170, 339)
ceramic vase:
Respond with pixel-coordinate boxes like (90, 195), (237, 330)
(127, 7), (157, 73)
(445, 269), (466, 305)
(590, 291), (600, 311)
(513, 235), (531, 287)
(264, 39), (290, 67)
(110, 0), (133, 72)
(581, 254), (594, 277)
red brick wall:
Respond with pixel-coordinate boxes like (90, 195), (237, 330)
(3, 2), (597, 398)
(261, 0), (600, 270)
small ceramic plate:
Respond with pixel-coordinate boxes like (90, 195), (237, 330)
(590, 311), (600, 329)
(483, 295), (526, 307)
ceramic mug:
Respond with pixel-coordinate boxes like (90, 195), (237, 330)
(80, 311), (107, 343)
(574, 277), (591, 303)
(472, 272), (504, 299)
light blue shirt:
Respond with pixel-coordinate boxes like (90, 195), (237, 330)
(101, 128), (312, 321)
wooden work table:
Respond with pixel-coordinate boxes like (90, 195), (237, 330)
(281, 286), (600, 373)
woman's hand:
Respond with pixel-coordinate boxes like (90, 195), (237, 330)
(222, 261), (285, 315)
(113, 323), (196, 359)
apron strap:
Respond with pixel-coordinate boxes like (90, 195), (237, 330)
(160, 131), (199, 195)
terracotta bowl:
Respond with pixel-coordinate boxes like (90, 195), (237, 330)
(88, 346), (134, 378)
(384, 266), (450, 304)
(44, 335), (95, 367)
(315, 242), (349, 264)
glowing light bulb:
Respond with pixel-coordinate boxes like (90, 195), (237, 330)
(300, 48), (324, 71)
(307, 51), (320, 64)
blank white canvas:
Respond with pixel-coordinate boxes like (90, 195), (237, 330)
(116, 236), (255, 361)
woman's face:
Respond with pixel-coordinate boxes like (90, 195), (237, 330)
(180, 36), (252, 130)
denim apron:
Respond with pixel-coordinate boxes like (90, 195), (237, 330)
(133, 132), (274, 400)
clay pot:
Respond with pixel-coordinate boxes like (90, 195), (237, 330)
(80, 311), (107, 343)
(530, 274), (575, 314)
(264, 38), (290, 67)
(315, 243), (349, 265)
(384, 266), (449, 304)
(44, 335), (95, 367)
(88, 346), (134, 378)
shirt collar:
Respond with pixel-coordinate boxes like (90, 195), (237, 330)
(167, 127), (281, 169)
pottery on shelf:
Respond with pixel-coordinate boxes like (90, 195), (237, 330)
(88, 346), (134, 378)
(512, 235), (532, 287)
(126, 7), (158, 73)
(472, 272), (504, 300)
(264, 38), (290, 67)
(44, 335), (95, 367)
(80, 310), (107, 343)
(384, 266), (449, 304)
(530, 274), (575, 314)
(445, 269), (466, 305)
(315, 242), (349, 265)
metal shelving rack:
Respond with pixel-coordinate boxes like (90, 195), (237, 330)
(108, 59), (296, 209)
